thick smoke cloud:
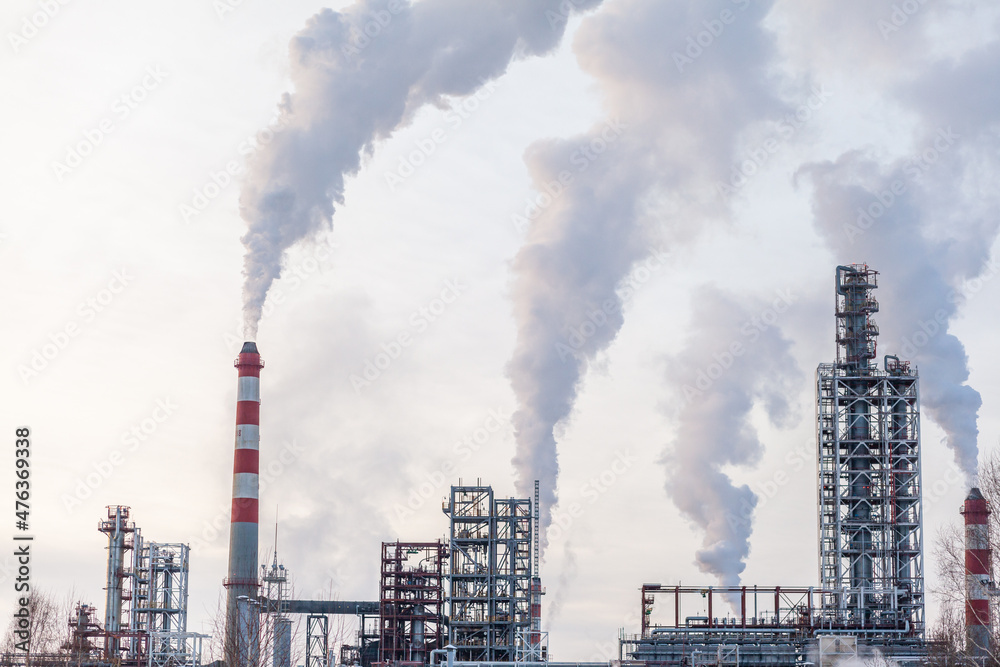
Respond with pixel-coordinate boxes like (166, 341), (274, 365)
(508, 0), (783, 554)
(790, 3), (1000, 481)
(239, 0), (603, 339)
(664, 286), (800, 588)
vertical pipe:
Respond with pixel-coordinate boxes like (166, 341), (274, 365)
(226, 342), (264, 666)
(412, 604), (426, 663)
(105, 508), (125, 634)
(963, 488), (991, 663)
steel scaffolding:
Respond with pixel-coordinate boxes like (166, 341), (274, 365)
(378, 541), (446, 664)
(305, 615), (328, 667)
(133, 541), (202, 667)
(261, 553), (291, 667)
(816, 265), (923, 637)
(443, 484), (532, 662)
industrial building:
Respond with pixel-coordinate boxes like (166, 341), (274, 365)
(619, 265), (928, 665)
(8, 264), (992, 667)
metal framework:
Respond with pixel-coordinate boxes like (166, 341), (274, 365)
(817, 265), (923, 637)
(443, 484), (533, 662)
(99, 506), (138, 659)
(522, 480), (546, 663)
(134, 541), (195, 667)
(625, 585), (926, 665)
(261, 553), (292, 667)
(378, 541), (446, 664)
(305, 615), (328, 667)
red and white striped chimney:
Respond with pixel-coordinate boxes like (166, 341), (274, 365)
(963, 487), (991, 662)
(224, 341), (264, 663)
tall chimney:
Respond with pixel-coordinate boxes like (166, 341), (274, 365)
(963, 487), (991, 663)
(225, 341), (264, 665)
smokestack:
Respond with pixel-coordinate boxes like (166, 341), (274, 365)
(225, 342), (264, 665)
(963, 487), (991, 663)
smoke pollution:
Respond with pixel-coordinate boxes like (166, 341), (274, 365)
(791, 5), (1000, 482)
(507, 0), (783, 553)
(239, 0), (603, 340)
(663, 286), (801, 588)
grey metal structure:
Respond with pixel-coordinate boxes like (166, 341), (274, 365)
(306, 615), (329, 667)
(816, 264), (923, 637)
(134, 540), (194, 666)
(443, 484), (532, 662)
(99, 505), (137, 656)
(262, 552), (292, 667)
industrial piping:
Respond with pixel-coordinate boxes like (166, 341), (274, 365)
(225, 341), (264, 665)
(963, 487), (991, 663)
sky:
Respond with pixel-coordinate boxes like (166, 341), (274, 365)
(3, 0), (1000, 661)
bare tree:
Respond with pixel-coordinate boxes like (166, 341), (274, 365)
(1, 588), (76, 665)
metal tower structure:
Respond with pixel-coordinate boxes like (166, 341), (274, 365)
(443, 483), (532, 662)
(519, 480), (547, 662)
(99, 505), (137, 658)
(134, 541), (201, 667)
(261, 549), (292, 667)
(305, 615), (328, 667)
(816, 264), (923, 637)
(378, 541), (446, 663)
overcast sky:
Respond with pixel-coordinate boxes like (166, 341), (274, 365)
(3, 0), (1000, 661)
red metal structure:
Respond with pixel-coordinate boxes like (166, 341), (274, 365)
(378, 541), (447, 665)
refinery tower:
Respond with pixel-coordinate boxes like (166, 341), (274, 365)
(816, 265), (924, 634)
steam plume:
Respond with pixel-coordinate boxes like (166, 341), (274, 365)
(239, 0), (603, 339)
(664, 286), (800, 588)
(508, 0), (783, 553)
(791, 7), (1000, 481)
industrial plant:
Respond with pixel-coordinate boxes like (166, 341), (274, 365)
(3, 265), (991, 667)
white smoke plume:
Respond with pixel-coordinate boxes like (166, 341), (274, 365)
(239, 0), (603, 340)
(508, 0), (785, 554)
(664, 286), (801, 588)
(790, 2), (1000, 481)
